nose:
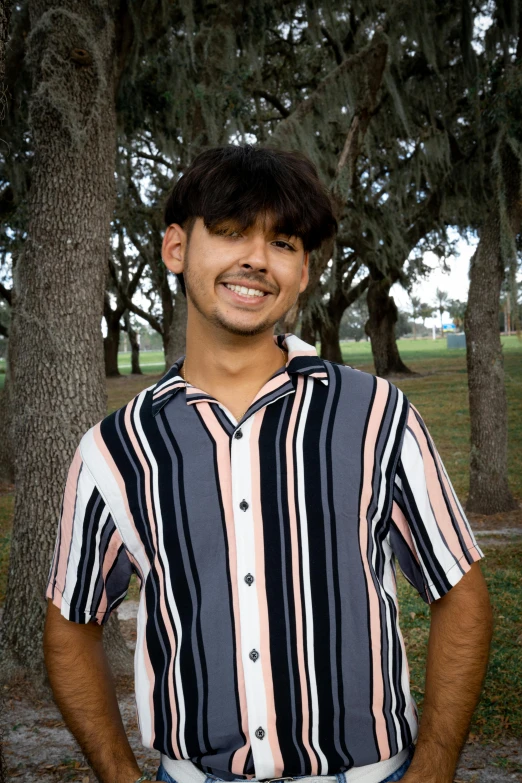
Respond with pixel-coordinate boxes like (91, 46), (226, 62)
(240, 234), (269, 273)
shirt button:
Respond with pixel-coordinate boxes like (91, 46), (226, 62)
(244, 573), (254, 586)
(234, 429), (243, 439)
(255, 727), (265, 740)
(239, 499), (249, 511)
(249, 649), (259, 662)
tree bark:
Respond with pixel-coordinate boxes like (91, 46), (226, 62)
(464, 212), (517, 513)
(365, 271), (413, 377)
(0, 373), (14, 482)
(104, 299), (121, 377)
(320, 313), (344, 363)
(165, 284), (187, 368)
(0, 0), (132, 686)
(0, 1), (12, 772)
(124, 312), (142, 374)
(300, 306), (317, 347)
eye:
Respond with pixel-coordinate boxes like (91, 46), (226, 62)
(273, 240), (296, 251)
(215, 227), (241, 237)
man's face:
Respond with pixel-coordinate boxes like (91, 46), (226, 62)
(162, 214), (309, 336)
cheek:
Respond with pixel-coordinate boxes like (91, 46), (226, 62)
(275, 265), (305, 295)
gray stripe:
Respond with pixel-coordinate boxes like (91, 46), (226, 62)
(156, 411), (208, 753)
(331, 367), (376, 764)
(164, 397), (243, 768)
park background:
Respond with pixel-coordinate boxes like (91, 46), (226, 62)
(0, 1), (521, 781)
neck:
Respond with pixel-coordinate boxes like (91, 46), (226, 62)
(182, 308), (286, 395)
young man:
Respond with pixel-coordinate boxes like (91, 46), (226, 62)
(44, 145), (492, 783)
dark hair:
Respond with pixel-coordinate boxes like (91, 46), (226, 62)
(163, 144), (338, 296)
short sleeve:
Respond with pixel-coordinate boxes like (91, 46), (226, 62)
(45, 446), (134, 624)
(389, 401), (484, 604)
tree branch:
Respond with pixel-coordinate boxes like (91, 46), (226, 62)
(251, 89), (290, 118)
(0, 281), (12, 305)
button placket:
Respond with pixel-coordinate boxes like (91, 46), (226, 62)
(230, 414), (274, 776)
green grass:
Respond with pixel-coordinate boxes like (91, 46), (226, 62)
(397, 544), (522, 740)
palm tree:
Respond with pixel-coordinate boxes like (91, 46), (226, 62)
(435, 288), (449, 336)
(409, 294), (421, 339)
(419, 302), (435, 328)
(448, 299), (466, 332)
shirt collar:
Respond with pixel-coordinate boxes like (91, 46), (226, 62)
(151, 333), (328, 418)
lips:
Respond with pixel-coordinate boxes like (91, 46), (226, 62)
(219, 281), (272, 306)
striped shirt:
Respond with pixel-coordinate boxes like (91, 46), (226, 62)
(45, 333), (483, 780)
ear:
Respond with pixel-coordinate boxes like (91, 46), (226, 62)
(299, 251), (310, 293)
(162, 223), (186, 274)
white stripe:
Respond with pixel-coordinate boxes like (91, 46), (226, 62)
(230, 414), (275, 778)
(62, 466), (97, 612)
(84, 504), (111, 613)
(433, 448), (483, 557)
(135, 587), (154, 745)
(370, 388), (405, 742)
(295, 378), (328, 773)
(382, 536), (418, 743)
(81, 417), (150, 578)
(401, 427), (465, 598)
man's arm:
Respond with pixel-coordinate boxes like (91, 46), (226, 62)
(402, 562), (493, 783)
(43, 599), (151, 783)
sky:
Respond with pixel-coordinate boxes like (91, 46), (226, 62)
(390, 232), (478, 328)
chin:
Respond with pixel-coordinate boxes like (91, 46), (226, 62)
(212, 312), (280, 337)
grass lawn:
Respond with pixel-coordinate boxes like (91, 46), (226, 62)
(0, 335), (521, 740)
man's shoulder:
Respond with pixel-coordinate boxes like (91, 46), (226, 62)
(322, 359), (405, 398)
(78, 382), (156, 462)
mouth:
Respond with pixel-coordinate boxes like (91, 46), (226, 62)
(220, 282), (273, 306)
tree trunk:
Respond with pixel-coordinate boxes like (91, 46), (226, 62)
(124, 312), (142, 375)
(165, 284), (187, 368)
(0, 0), (12, 772)
(365, 273), (413, 377)
(300, 306), (316, 347)
(104, 310), (121, 377)
(320, 318), (344, 363)
(0, 0), (132, 686)
(0, 373), (14, 482)
(464, 212), (517, 514)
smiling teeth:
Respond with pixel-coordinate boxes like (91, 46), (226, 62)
(225, 284), (265, 298)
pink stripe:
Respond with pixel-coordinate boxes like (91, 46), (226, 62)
(251, 372), (290, 404)
(96, 529), (122, 616)
(409, 405), (477, 554)
(359, 379), (391, 759)
(54, 448), (83, 594)
(285, 376), (318, 772)
(407, 408), (474, 560)
(250, 408), (284, 776)
(197, 404), (251, 773)
(93, 425), (146, 578)
(154, 381), (185, 399)
(391, 500), (420, 564)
